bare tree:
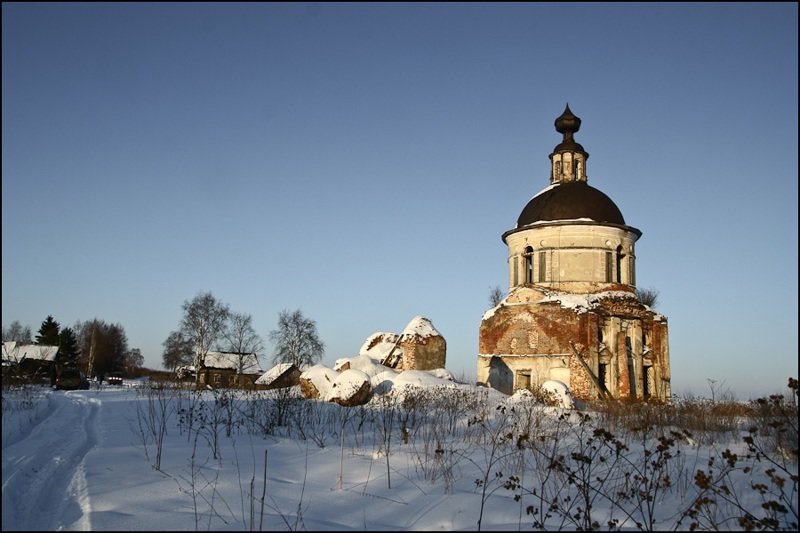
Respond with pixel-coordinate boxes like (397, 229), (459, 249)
(162, 330), (194, 371)
(180, 292), (230, 386)
(222, 312), (264, 373)
(2, 320), (33, 343)
(489, 285), (504, 307)
(124, 348), (145, 376)
(269, 309), (324, 368)
(74, 319), (129, 379)
(636, 287), (660, 308)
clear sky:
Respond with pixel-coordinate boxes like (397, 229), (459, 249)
(3, 2), (797, 399)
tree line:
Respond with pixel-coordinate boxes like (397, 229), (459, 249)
(3, 291), (326, 382)
(2, 316), (143, 379)
(163, 291), (326, 383)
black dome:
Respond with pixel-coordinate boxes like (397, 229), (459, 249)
(516, 181), (625, 228)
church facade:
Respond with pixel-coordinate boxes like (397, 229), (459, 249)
(477, 106), (671, 402)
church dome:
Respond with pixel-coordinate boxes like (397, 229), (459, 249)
(516, 181), (625, 228)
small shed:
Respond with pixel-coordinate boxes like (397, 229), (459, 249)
(255, 363), (300, 390)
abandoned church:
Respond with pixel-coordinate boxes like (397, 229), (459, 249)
(477, 105), (671, 402)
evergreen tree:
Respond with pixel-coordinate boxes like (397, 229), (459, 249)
(57, 327), (80, 368)
(35, 315), (61, 346)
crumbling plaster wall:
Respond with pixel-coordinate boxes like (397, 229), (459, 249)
(478, 294), (670, 402)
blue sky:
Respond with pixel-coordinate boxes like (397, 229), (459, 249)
(3, 2), (797, 399)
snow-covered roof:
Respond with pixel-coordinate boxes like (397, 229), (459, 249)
(2, 342), (59, 363)
(203, 351), (263, 373)
(255, 362), (296, 385)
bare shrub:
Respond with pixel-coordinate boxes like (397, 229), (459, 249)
(134, 381), (178, 470)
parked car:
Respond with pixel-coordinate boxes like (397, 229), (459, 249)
(107, 372), (123, 385)
(56, 368), (90, 390)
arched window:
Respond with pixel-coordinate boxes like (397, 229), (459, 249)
(523, 246), (534, 284)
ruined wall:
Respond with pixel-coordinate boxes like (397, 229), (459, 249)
(401, 335), (446, 371)
(478, 293), (671, 402)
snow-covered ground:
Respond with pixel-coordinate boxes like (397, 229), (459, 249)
(2, 377), (797, 531)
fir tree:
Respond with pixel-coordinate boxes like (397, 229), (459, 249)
(57, 327), (80, 367)
(35, 315), (61, 346)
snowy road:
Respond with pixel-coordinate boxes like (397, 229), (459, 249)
(3, 391), (99, 530)
(2, 388), (189, 532)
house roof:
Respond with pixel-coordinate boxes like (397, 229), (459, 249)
(202, 351), (263, 373)
(2, 342), (59, 363)
(255, 362), (297, 385)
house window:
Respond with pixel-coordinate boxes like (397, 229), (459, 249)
(523, 246), (534, 284)
(200, 373), (206, 384)
(213, 374), (222, 386)
(538, 252), (547, 282)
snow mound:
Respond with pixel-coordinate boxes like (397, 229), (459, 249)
(541, 380), (575, 408)
(333, 353), (391, 377)
(299, 364), (338, 398)
(400, 316), (441, 340)
(358, 332), (402, 360)
(325, 369), (371, 406)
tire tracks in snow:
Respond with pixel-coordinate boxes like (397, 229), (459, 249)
(1, 391), (100, 531)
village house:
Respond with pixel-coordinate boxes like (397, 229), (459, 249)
(478, 106), (671, 402)
(197, 351), (264, 389)
(2, 341), (59, 384)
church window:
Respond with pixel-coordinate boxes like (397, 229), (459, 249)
(512, 256), (518, 286)
(616, 246), (624, 283)
(598, 363), (608, 391)
(538, 252), (547, 282)
(643, 366), (653, 398)
(555, 161), (561, 177)
(523, 246), (534, 284)
(516, 370), (531, 391)
(605, 251), (613, 282)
